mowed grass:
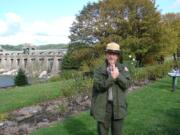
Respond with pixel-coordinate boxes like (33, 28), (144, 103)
(31, 77), (180, 135)
(0, 80), (75, 113)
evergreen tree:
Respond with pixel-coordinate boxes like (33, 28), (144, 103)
(15, 68), (28, 86)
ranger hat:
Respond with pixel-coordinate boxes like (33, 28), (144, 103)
(105, 42), (120, 54)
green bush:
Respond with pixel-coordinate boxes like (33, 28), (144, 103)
(49, 70), (83, 82)
(61, 77), (92, 97)
(14, 68), (28, 86)
(61, 53), (81, 70)
(48, 75), (61, 82)
(61, 43), (89, 70)
(131, 61), (174, 83)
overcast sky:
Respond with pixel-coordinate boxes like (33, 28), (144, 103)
(0, 0), (179, 45)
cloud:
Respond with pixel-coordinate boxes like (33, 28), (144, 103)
(5, 12), (22, 23)
(0, 12), (22, 36)
(0, 12), (75, 45)
(170, 0), (180, 10)
(0, 21), (8, 34)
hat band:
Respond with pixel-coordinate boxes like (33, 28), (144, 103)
(105, 49), (120, 54)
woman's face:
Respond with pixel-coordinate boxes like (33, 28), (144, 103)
(106, 52), (119, 65)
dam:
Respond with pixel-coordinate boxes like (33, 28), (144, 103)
(0, 44), (67, 77)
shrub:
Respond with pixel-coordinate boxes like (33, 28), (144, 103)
(49, 70), (82, 82)
(61, 53), (81, 70)
(131, 60), (174, 83)
(14, 68), (28, 86)
(61, 77), (93, 97)
(48, 74), (61, 82)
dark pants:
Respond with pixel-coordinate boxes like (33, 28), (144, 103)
(97, 101), (124, 135)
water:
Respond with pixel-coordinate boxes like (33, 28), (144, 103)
(0, 75), (48, 89)
(0, 75), (15, 88)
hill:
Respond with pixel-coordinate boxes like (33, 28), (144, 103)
(0, 44), (68, 51)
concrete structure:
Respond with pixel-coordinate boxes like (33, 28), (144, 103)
(0, 44), (67, 77)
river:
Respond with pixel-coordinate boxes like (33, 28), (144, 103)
(0, 75), (15, 88)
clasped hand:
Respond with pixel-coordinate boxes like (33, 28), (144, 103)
(108, 64), (119, 79)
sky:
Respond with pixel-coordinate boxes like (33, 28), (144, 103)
(0, 0), (179, 45)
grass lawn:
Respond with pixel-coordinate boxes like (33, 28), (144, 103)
(0, 79), (76, 113)
(31, 77), (180, 135)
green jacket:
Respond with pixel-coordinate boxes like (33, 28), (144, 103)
(90, 62), (131, 122)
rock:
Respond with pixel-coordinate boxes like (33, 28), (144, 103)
(86, 100), (91, 106)
(1, 91), (92, 135)
(15, 114), (33, 123)
(18, 124), (29, 134)
(0, 122), (4, 128)
(46, 105), (58, 113)
(39, 71), (48, 79)
(11, 106), (42, 117)
(42, 118), (49, 123)
(84, 96), (89, 100)
(3, 127), (19, 135)
(37, 122), (49, 128)
(10, 106), (42, 123)
(4, 121), (17, 127)
(75, 96), (83, 104)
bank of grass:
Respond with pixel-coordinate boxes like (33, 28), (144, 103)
(0, 78), (92, 114)
(31, 77), (180, 135)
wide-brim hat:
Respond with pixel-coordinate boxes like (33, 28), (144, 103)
(105, 42), (120, 54)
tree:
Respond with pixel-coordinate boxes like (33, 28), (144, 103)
(69, 0), (177, 66)
(161, 13), (180, 25)
(15, 68), (28, 86)
(69, 2), (100, 44)
(162, 13), (180, 59)
(61, 42), (99, 70)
